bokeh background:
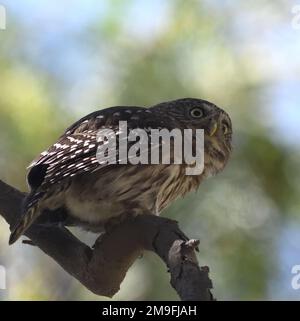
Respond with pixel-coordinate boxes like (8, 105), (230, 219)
(0, 0), (300, 300)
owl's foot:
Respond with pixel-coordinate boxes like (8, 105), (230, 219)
(22, 239), (36, 246)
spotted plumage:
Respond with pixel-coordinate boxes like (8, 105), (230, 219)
(9, 98), (232, 244)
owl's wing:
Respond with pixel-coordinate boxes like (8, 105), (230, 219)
(9, 106), (178, 244)
(26, 106), (173, 191)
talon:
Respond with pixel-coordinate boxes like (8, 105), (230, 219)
(185, 239), (200, 249)
(22, 239), (36, 246)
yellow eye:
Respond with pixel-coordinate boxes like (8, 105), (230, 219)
(222, 123), (229, 135)
(190, 107), (203, 118)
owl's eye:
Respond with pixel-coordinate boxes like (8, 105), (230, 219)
(222, 123), (232, 136)
(222, 124), (229, 135)
(221, 119), (231, 135)
(190, 107), (204, 118)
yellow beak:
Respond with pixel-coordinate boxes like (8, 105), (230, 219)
(209, 122), (218, 137)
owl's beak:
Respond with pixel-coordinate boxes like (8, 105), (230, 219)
(209, 122), (218, 137)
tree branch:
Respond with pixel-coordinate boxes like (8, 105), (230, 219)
(0, 179), (214, 300)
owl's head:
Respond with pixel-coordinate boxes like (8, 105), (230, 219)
(151, 98), (233, 176)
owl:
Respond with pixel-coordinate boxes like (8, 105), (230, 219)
(9, 98), (232, 244)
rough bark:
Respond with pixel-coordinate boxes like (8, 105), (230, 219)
(0, 179), (214, 300)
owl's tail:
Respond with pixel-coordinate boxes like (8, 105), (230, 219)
(9, 191), (45, 245)
(9, 206), (41, 245)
